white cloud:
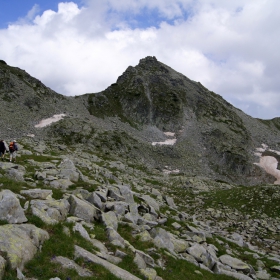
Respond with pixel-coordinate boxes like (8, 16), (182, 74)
(0, 0), (280, 119)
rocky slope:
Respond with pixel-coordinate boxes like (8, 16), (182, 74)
(0, 57), (280, 279)
(0, 138), (279, 280)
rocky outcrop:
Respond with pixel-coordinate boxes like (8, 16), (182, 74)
(0, 190), (27, 223)
(0, 224), (49, 269)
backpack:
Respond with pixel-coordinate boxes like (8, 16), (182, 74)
(9, 142), (15, 152)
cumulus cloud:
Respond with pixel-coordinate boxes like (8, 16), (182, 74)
(0, 0), (279, 119)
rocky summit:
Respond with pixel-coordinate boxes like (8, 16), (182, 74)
(0, 57), (279, 280)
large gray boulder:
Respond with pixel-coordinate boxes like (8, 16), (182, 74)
(141, 195), (160, 212)
(20, 189), (52, 199)
(106, 227), (125, 248)
(52, 256), (93, 277)
(0, 224), (49, 269)
(58, 158), (79, 182)
(0, 190), (27, 223)
(30, 198), (70, 225)
(186, 243), (207, 262)
(68, 195), (101, 222)
(102, 211), (119, 231)
(149, 228), (174, 252)
(219, 255), (251, 273)
(0, 256), (6, 280)
(74, 245), (141, 280)
(117, 185), (134, 203)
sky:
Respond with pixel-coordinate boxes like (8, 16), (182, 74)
(0, 0), (279, 120)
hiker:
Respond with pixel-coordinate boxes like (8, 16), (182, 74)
(0, 139), (8, 161)
(9, 140), (18, 162)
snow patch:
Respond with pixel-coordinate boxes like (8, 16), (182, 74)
(163, 168), (180, 174)
(254, 144), (280, 184)
(152, 139), (177, 146)
(35, 114), (66, 128)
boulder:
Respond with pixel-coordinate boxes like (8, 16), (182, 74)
(135, 249), (155, 267)
(117, 185), (135, 203)
(163, 195), (177, 208)
(74, 245), (141, 280)
(0, 190), (27, 223)
(219, 255), (251, 273)
(150, 228), (174, 252)
(271, 266), (280, 274)
(73, 223), (91, 240)
(141, 195), (160, 212)
(0, 224), (49, 269)
(102, 211), (119, 230)
(87, 192), (103, 210)
(0, 255), (6, 280)
(20, 189), (52, 199)
(134, 253), (146, 270)
(106, 227), (125, 248)
(58, 158), (79, 182)
(68, 195), (101, 222)
(52, 256), (93, 277)
(31, 198), (70, 225)
(186, 243), (207, 262)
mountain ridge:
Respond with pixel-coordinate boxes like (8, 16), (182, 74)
(1, 56), (280, 186)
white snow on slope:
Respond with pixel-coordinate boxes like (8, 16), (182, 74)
(35, 114), (66, 128)
(254, 144), (280, 184)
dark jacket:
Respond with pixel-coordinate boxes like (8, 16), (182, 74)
(0, 141), (6, 153)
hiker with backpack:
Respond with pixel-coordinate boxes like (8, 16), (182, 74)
(0, 140), (8, 161)
(9, 140), (18, 162)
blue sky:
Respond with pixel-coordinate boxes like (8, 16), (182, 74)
(0, 0), (280, 120)
(0, 0), (66, 28)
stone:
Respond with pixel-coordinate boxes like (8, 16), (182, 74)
(271, 266), (280, 274)
(134, 253), (146, 270)
(117, 185), (135, 203)
(219, 255), (251, 273)
(0, 189), (27, 223)
(108, 187), (125, 201)
(87, 192), (103, 210)
(106, 227), (125, 248)
(0, 255), (6, 280)
(95, 190), (108, 202)
(49, 178), (73, 190)
(135, 249), (155, 267)
(172, 222), (181, 229)
(68, 195), (101, 222)
(180, 253), (198, 265)
(74, 245), (141, 280)
(0, 224), (49, 269)
(163, 195), (177, 208)
(91, 238), (108, 253)
(140, 268), (157, 280)
(95, 251), (122, 264)
(52, 256), (93, 277)
(73, 223), (91, 240)
(171, 237), (188, 254)
(31, 198), (70, 225)
(137, 230), (153, 242)
(6, 167), (25, 182)
(102, 211), (118, 231)
(58, 158), (79, 182)
(150, 228), (174, 252)
(20, 189), (52, 199)
(141, 195), (160, 212)
(186, 243), (207, 262)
